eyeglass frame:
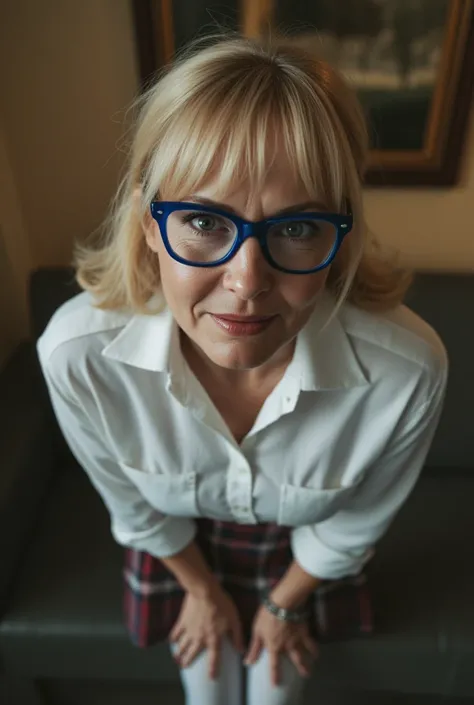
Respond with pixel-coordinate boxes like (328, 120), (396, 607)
(150, 200), (353, 275)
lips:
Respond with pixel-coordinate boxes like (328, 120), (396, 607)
(213, 314), (275, 322)
(210, 314), (276, 336)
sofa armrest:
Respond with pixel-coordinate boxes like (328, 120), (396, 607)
(0, 342), (59, 609)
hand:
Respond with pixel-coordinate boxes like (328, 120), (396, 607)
(245, 605), (319, 686)
(170, 588), (244, 679)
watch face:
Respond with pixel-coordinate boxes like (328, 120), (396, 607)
(263, 596), (308, 623)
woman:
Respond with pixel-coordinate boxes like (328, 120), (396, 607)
(37, 34), (448, 705)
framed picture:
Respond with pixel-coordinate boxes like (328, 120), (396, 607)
(133, 0), (474, 186)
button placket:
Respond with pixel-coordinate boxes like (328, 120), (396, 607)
(185, 473), (196, 489)
(226, 451), (254, 521)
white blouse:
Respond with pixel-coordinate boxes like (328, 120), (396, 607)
(37, 291), (448, 580)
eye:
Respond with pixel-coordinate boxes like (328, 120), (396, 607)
(192, 214), (218, 231)
(277, 221), (320, 239)
(181, 212), (231, 234)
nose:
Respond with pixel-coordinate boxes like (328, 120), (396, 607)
(222, 237), (273, 300)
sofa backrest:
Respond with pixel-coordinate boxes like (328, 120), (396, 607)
(30, 268), (473, 470)
(404, 273), (472, 470)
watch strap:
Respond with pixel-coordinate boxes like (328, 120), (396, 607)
(262, 595), (309, 623)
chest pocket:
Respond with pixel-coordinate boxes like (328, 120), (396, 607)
(278, 483), (357, 527)
(119, 462), (197, 517)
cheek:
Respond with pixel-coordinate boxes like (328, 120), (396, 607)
(281, 269), (330, 311)
(156, 243), (218, 311)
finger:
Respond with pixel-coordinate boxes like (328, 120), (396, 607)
(169, 623), (184, 644)
(173, 636), (191, 663)
(244, 635), (263, 665)
(288, 648), (310, 678)
(270, 650), (280, 687)
(304, 636), (320, 660)
(231, 619), (245, 654)
(180, 640), (204, 669)
(207, 638), (220, 680)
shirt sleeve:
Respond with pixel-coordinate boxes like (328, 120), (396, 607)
(291, 364), (448, 581)
(38, 346), (196, 559)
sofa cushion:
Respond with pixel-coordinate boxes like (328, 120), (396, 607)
(1, 465), (473, 696)
(0, 464), (176, 682)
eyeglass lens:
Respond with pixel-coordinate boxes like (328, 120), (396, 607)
(165, 209), (337, 270)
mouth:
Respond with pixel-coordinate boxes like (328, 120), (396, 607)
(210, 314), (277, 336)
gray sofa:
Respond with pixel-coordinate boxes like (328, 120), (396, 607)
(0, 267), (473, 705)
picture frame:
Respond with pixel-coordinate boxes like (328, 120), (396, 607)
(132, 0), (474, 187)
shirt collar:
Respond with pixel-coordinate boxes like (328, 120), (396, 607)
(101, 294), (181, 375)
(101, 292), (369, 391)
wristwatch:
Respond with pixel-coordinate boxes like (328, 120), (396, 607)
(262, 595), (309, 623)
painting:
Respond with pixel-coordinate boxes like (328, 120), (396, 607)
(133, 0), (474, 186)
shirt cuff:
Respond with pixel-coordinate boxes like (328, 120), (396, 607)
(112, 517), (197, 558)
(291, 525), (375, 580)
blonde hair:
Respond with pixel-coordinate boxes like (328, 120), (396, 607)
(74, 33), (412, 314)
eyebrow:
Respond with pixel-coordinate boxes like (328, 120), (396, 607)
(185, 196), (328, 217)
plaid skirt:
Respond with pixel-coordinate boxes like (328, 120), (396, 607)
(123, 519), (374, 649)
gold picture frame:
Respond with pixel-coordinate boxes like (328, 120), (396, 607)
(133, 0), (474, 186)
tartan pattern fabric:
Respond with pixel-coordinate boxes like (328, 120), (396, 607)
(123, 519), (374, 649)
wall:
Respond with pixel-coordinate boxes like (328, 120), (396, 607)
(0, 0), (473, 366)
(0, 0), (139, 363)
(365, 110), (474, 271)
(0, 122), (33, 367)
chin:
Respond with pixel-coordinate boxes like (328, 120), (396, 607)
(205, 341), (282, 371)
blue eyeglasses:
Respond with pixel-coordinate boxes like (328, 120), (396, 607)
(150, 201), (353, 275)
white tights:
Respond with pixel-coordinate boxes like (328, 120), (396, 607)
(171, 639), (307, 705)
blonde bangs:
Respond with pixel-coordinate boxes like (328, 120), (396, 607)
(145, 54), (348, 214)
(146, 67), (284, 204)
